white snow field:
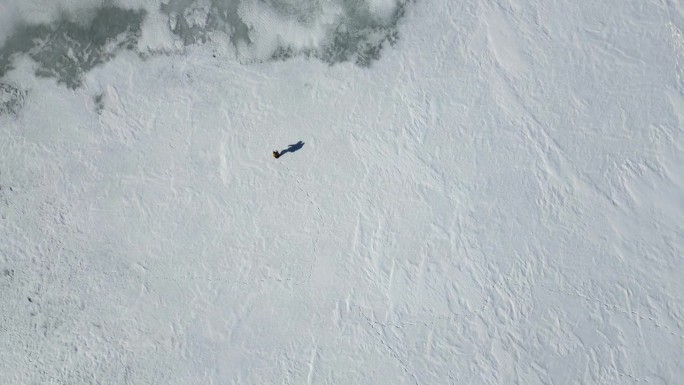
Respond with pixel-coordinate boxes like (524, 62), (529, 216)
(1, 0), (683, 383)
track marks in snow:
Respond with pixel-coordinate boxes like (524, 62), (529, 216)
(357, 307), (420, 385)
(219, 140), (229, 185)
(352, 209), (389, 281)
(98, 85), (153, 144)
(670, 23), (684, 82)
(489, 271), (684, 341)
(488, 69), (575, 189)
(404, 89), (434, 147)
(336, 265), (684, 382)
(148, 159), (327, 287)
(483, 3), (529, 78)
(283, 164), (325, 285)
(306, 344), (318, 385)
(3, 0), (682, 382)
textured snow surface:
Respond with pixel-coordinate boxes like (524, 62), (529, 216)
(1, 0), (683, 384)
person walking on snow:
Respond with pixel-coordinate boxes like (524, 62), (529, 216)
(272, 150), (280, 159)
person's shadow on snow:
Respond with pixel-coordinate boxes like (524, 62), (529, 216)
(279, 141), (305, 156)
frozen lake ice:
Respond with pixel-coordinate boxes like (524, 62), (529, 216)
(1, 0), (683, 383)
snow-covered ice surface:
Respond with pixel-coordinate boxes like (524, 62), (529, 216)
(1, 0), (683, 383)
